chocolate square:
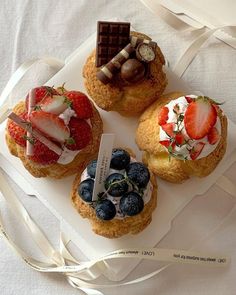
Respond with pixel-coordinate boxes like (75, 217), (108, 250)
(96, 21), (130, 67)
(108, 47), (118, 56)
(99, 35), (108, 44)
(99, 23), (109, 33)
(110, 24), (119, 33)
(98, 47), (108, 55)
(109, 35), (118, 44)
(118, 36), (128, 46)
(119, 25), (129, 34)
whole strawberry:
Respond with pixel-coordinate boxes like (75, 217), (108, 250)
(65, 91), (93, 119)
(25, 86), (58, 111)
(66, 117), (92, 151)
(8, 112), (27, 147)
(29, 139), (60, 165)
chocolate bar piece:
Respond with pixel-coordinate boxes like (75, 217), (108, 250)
(96, 21), (130, 67)
(97, 43), (135, 84)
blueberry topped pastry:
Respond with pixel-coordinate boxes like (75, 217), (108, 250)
(71, 148), (157, 238)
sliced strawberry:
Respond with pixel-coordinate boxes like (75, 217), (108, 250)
(175, 133), (185, 145)
(29, 111), (70, 143)
(65, 117), (92, 151)
(190, 142), (205, 160)
(65, 91), (93, 119)
(159, 140), (171, 148)
(208, 127), (220, 145)
(159, 139), (175, 149)
(25, 86), (58, 111)
(8, 112), (27, 147)
(29, 139), (60, 165)
(185, 96), (194, 103)
(40, 95), (68, 115)
(161, 122), (175, 137)
(184, 98), (217, 140)
(158, 106), (169, 126)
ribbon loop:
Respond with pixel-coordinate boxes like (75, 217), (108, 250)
(140, 0), (204, 32)
(0, 57), (64, 123)
(0, 168), (231, 294)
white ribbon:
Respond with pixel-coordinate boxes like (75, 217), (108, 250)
(0, 168), (233, 294)
(140, 0), (204, 32)
(173, 25), (236, 77)
(0, 57), (64, 123)
(140, 1), (236, 77)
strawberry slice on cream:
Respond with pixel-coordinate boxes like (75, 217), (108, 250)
(29, 110), (70, 143)
(40, 95), (69, 115)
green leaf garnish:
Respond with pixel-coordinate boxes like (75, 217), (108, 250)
(64, 97), (72, 107)
(34, 105), (42, 111)
(66, 137), (75, 145)
(57, 82), (66, 94)
(23, 135), (35, 145)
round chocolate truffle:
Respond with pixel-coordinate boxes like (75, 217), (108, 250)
(121, 59), (145, 83)
(136, 43), (156, 63)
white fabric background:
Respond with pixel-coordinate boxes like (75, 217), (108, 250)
(0, 0), (236, 294)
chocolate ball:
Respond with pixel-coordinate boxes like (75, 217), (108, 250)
(121, 59), (145, 83)
(136, 43), (156, 63)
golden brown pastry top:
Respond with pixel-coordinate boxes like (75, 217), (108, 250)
(71, 149), (158, 238)
(136, 92), (228, 183)
(5, 88), (103, 178)
(83, 32), (167, 117)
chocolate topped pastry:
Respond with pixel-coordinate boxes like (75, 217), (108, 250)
(83, 29), (167, 117)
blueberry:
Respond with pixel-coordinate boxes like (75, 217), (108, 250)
(126, 162), (150, 188)
(104, 173), (129, 197)
(87, 160), (97, 178)
(95, 199), (116, 220)
(110, 149), (130, 170)
(119, 192), (144, 216)
(78, 179), (94, 202)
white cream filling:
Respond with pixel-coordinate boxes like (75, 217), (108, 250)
(159, 95), (221, 160)
(59, 108), (76, 125)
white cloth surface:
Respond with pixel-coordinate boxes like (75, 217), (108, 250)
(0, 0), (236, 294)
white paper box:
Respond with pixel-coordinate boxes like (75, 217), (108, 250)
(141, 0), (236, 49)
(1, 34), (236, 282)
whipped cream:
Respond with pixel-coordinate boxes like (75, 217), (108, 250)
(59, 108), (76, 125)
(80, 158), (153, 220)
(57, 148), (80, 164)
(159, 95), (221, 160)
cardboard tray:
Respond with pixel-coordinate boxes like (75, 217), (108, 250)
(1, 33), (236, 281)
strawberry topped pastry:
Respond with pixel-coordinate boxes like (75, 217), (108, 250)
(6, 86), (103, 178)
(136, 92), (227, 183)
